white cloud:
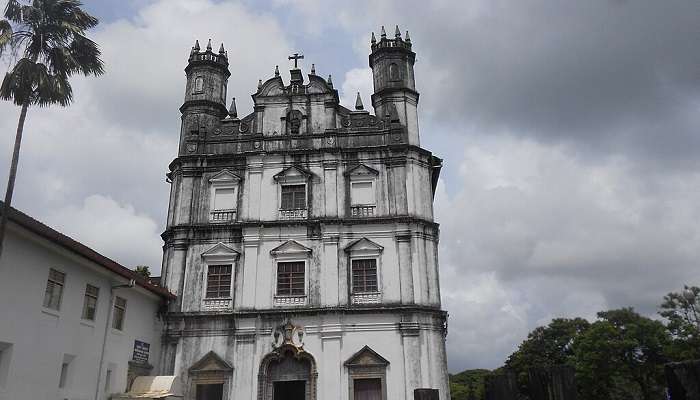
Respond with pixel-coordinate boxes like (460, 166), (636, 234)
(45, 195), (162, 271)
(339, 67), (373, 111)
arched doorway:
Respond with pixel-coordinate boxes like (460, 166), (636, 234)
(258, 345), (317, 400)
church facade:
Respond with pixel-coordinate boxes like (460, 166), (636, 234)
(159, 27), (449, 400)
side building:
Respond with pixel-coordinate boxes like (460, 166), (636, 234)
(160, 28), (449, 400)
(0, 203), (174, 400)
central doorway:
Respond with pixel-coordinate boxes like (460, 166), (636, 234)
(273, 380), (306, 400)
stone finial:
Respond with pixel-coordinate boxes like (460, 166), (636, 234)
(327, 74), (333, 87)
(206, 39), (212, 51)
(311, 64), (316, 75)
(405, 31), (411, 43)
(380, 26), (386, 38)
(219, 43), (225, 54)
(194, 40), (200, 51)
(371, 32), (376, 44)
(258, 79), (263, 90)
(274, 65), (280, 77)
(355, 92), (364, 110)
(395, 25), (401, 38)
(229, 97), (237, 118)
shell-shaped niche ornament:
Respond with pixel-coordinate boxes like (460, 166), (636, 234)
(272, 321), (305, 349)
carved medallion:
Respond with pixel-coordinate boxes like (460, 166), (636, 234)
(341, 117), (351, 127)
(272, 321), (305, 350)
(239, 122), (249, 133)
(186, 143), (197, 153)
(213, 128), (221, 135)
(254, 141), (261, 149)
(326, 137), (335, 145)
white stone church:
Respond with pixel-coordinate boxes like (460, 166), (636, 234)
(159, 26), (449, 400)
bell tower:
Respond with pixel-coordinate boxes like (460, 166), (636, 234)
(179, 39), (230, 154)
(369, 25), (420, 145)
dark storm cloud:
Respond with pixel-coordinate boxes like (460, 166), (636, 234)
(405, 0), (700, 166)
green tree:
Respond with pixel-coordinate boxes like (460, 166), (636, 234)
(573, 308), (669, 400)
(134, 265), (151, 279)
(450, 369), (491, 400)
(504, 318), (590, 396)
(659, 285), (700, 360)
(0, 0), (103, 259)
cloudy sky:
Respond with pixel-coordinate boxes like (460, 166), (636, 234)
(1, 0), (699, 371)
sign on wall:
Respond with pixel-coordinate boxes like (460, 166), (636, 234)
(132, 340), (150, 364)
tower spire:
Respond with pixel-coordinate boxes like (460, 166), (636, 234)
(193, 39), (200, 51)
(371, 32), (376, 44)
(380, 26), (386, 38)
(206, 39), (212, 51)
(311, 63), (316, 75)
(395, 25), (401, 38)
(275, 65), (279, 77)
(405, 31), (411, 43)
(219, 43), (225, 54)
(228, 97), (237, 118)
(327, 74), (333, 88)
(258, 79), (263, 90)
(355, 92), (364, 110)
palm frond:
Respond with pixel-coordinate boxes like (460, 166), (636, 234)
(1, 0), (101, 108)
(69, 34), (103, 76)
(0, 19), (12, 56)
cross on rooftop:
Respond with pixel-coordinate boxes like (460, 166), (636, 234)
(288, 53), (304, 69)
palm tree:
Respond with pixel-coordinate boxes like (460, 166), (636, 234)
(0, 0), (103, 259)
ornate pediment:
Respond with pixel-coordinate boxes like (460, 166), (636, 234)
(345, 163), (379, 178)
(258, 76), (285, 96)
(270, 240), (312, 258)
(189, 351), (233, 374)
(344, 238), (384, 255)
(209, 169), (241, 184)
(202, 242), (240, 261)
(344, 346), (390, 367)
(273, 165), (314, 183)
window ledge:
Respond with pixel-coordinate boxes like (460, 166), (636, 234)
(202, 298), (233, 311)
(111, 328), (125, 336)
(80, 320), (96, 328)
(273, 295), (307, 307)
(278, 209), (308, 220)
(351, 292), (382, 305)
(41, 308), (61, 318)
(210, 209), (237, 223)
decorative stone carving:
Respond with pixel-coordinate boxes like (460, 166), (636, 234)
(271, 321), (305, 350)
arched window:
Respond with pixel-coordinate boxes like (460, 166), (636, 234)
(388, 63), (399, 81)
(193, 76), (204, 93)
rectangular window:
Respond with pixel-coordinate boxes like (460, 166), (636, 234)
(82, 284), (99, 321)
(351, 181), (375, 205)
(276, 262), (305, 296)
(213, 187), (236, 210)
(206, 265), (232, 298)
(352, 259), (378, 293)
(112, 297), (127, 331)
(105, 369), (112, 392)
(353, 378), (382, 400)
(0, 342), (12, 388)
(280, 185), (306, 210)
(58, 355), (74, 389)
(43, 268), (65, 310)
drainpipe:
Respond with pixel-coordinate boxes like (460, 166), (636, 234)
(94, 279), (135, 400)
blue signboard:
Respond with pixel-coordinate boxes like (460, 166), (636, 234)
(132, 340), (150, 363)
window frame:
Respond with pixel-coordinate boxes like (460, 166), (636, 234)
(205, 264), (233, 299)
(279, 183), (307, 211)
(275, 260), (307, 297)
(193, 76), (204, 93)
(112, 296), (127, 331)
(208, 170), (241, 222)
(81, 284), (100, 321)
(43, 268), (66, 311)
(350, 258), (379, 294)
(350, 180), (376, 206)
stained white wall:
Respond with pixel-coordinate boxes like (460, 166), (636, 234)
(0, 223), (163, 400)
